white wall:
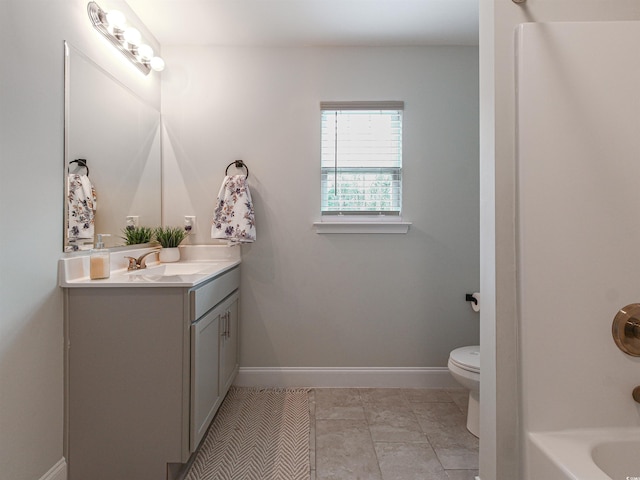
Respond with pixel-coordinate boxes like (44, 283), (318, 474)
(479, 1), (640, 479)
(162, 46), (480, 373)
(0, 2), (160, 479)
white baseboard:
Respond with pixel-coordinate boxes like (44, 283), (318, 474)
(235, 367), (458, 389)
(40, 458), (66, 480)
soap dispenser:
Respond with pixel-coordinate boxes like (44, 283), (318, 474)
(90, 234), (111, 280)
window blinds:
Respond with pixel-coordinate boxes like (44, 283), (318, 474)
(320, 101), (403, 215)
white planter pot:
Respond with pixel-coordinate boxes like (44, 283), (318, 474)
(159, 247), (180, 263)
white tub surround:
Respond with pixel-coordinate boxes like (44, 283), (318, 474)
(517, 21), (640, 479)
(59, 244), (240, 287)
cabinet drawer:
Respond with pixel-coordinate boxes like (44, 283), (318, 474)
(190, 267), (240, 320)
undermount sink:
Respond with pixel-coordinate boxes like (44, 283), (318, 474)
(127, 263), (220, 277)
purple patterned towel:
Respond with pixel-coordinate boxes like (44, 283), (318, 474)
(211, 175), (256, 243)
(67, 174), (97, 241)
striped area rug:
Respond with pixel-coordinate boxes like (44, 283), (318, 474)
(185, 387), (311, 480)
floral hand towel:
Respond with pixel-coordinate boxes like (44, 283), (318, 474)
(211, 175), (256, 243)
(67, 173), (97, 240)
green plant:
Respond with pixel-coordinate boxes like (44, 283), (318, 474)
(154, 226), (187, 248)
(121, 226), (153, 245)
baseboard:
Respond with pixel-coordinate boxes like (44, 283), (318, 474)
(40, 458), (67, 480)
(235, 367), (458, 389)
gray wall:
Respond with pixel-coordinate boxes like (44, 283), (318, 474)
(0, 1), (160, 478)
(162, 46), (480, 369)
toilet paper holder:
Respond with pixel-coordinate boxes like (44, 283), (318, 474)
(465, 293), (478, 305)
(465, 293), (480, 312)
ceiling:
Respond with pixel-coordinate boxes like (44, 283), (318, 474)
(125, 0), (479, 47)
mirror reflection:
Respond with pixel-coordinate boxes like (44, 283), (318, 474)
(64, 42), (161, 251)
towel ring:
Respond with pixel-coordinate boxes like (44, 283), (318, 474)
(69, 158), (89, 176)
(225, 159), (249, 178)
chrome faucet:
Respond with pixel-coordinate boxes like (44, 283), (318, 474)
(125, 250), (160, 271)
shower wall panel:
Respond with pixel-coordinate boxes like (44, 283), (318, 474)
(517, 21), (640, 434)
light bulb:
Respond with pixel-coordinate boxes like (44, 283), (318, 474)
(123, 27), (141, 46)
(106, 10), (126, 30)
(138, 44), (154, 61)
(150, 57), (165, 72)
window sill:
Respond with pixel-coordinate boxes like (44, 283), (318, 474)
(313, 221), (411, 234)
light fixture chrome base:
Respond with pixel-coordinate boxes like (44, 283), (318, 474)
(87, 1), (151, 75)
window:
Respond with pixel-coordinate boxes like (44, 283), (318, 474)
(320, 101), (403, 216)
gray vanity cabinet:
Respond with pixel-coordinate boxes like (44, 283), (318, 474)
(190, 290), (239, 449)
(65, 266), (240, 480)
(219, 294), (239, 395)
(190, 303), (221, 450)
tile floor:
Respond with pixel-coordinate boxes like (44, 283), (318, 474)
(309, 388), (478, 480)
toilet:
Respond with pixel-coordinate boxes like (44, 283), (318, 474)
(448, 345), (480, 438)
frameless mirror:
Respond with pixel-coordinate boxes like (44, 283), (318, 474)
(64, 42), (161, 251)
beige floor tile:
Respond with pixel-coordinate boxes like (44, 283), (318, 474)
(359, 388), (408, 406)
(316, 418), (382, 480)
(427, 424), (479, 470)
(411, 402), (478, 470)
(374, 442), (449, 480)
(309, 388), (478, 479)
(315, 388), (365, 420)
(434, 446), (479, 471)
(447, 389), (469, 414)
(445, 469), (479, 480)
(403, 389), (455, 404)
(411, 402), (467, 430)
(425, 424), (478, 450)
(365, 403), (427, 443)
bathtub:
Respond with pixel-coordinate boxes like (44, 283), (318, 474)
(528, 428), (640, 480)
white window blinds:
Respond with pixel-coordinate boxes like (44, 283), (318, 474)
(320, 101), (403, 215)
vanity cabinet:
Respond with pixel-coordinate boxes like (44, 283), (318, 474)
(190, 290), (239, 448)
(219, 295), (239, 395)
(65, 266), (240, 480)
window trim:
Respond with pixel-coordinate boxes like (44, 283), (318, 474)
(320, 100), (405, 111)
(320, 101), (404, 216)
(313, 220), (411, 234)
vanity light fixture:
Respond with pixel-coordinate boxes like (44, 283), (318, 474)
(87, 1), (164, 75)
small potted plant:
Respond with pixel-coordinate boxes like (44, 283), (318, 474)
(154, 226), (187, 262)
(121, 225), (154, 246)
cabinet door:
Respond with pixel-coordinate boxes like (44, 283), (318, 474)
(219, 293), (239, 397)
(190, 307), (221, 451)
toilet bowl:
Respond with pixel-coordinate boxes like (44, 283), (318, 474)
(448, 345), (480, 438)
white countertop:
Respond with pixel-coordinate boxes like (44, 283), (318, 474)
(59, 245), (241, 288)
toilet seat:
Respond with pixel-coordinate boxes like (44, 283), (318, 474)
(449, 346), (480, 374)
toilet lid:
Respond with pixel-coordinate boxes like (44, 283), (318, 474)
(449, 346), (480, 374)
